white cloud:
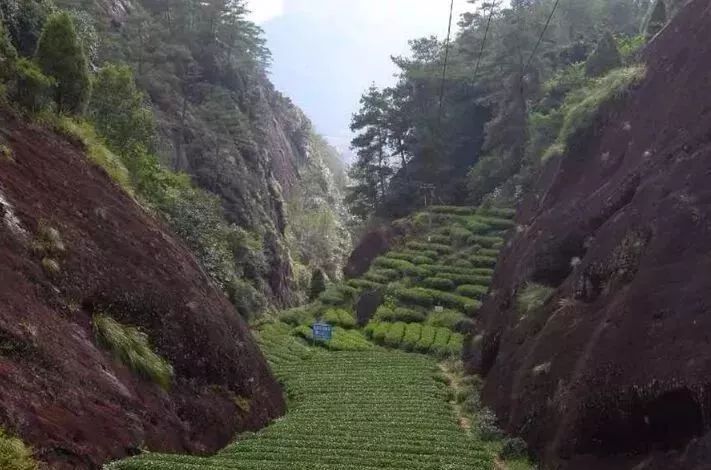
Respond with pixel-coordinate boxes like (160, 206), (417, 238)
(247, 0), (285, 24)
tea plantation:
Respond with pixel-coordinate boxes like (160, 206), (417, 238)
(107, 206), (531, 470)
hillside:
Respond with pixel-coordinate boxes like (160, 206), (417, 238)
(0, 109), (284, 468)
(106, 204), (535, 470)
(467, 1), (711, 468)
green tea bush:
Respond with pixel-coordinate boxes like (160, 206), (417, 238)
(363, 321), (379, 338)
(456, 284), (488, 299)
(480, 207), (516, 219)
(407, 241), (453, 254)
(423, 265), (494, 277)
(363, 272), (391, 284)
(415, 325), (436, 352)
(427, 309), (467, 330)
(436, 272), (492, 287)
(279, 306), (316, 326)
(323, 308), (356, 329)
(470, 255), (497, 267)
(401, 323), (423, 351)
(412, 255), (434, 265)
(466, 220), (493, 235)
(468, 235), (504, 248)
(422, 277), (456, 291)
(427, 234), (451, 245)
(477, 216), (516, 230)
(374, 256), (417, 274)
(477, 248), (500, 258)
(375, 306), (425, 323)
(347, 278), (383, 291)
(430, 328), (452, 357)
(429, 206), (478, 215)
(391, 287), (434, 307)
(372, 322), (390, 343)
(449, 225), (473, 246)
(384, 322), (406, 347)
(93, 314), (173, 389)
(0, 428), (37, 470)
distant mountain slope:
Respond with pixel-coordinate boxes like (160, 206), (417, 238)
(0, 109), (284, 469)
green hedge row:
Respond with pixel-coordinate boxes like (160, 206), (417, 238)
(406, 241), (453, 254)
(422, 277), (456, 291)
(435, 272), (492, 287)
(390, 287), (481, 315)
(323, 308), (357, 329)
(364, 321), (463, 358)
(374, 306), (426, 323)
(467, 235), (504, 248)
(455, 284), (489, 299)
(428, 206), (479, 216)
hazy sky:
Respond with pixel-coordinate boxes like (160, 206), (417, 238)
(247, 0), (472, 156)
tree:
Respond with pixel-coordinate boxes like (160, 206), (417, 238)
(585, 31), (622, 77)
(0, 21), (18, 84)
(309, 269), (326, 301)
(645, 0), (667, 40)
(35, 12), (90, 114)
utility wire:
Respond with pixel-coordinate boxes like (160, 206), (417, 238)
(523, 0), (562, 75)
(473, 0), (497, 77)
(437, 0), (456, 124)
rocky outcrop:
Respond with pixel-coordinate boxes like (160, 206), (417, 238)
(466, 1), (711, 468)
(0, 110), (285, 469)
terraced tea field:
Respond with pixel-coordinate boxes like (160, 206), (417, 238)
(107, 326), (498, 470)
(108, 206), (529, 470)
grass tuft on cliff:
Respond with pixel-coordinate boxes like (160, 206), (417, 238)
(93, 314), (173, 389)
(0, 428), (37, 470)
(517, 283), (555, 315)
(543, 64), (647, 162)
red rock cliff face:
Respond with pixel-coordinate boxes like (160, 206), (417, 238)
(466, 1), (711, 468)
(0, 111), (285, 469)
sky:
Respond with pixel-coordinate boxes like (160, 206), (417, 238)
(246, 0), (473, 158)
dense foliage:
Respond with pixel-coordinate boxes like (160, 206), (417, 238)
(347, 0), (660, 222)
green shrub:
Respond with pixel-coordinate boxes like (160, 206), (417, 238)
(319, 284), (358, 306)
(427, 309), (466, 329)
(466, 220), (493, 235)
(372, 322), (390, 343)
(279, 306), (316, 327)
(436, 272), (492, 288)
(363, 321), (379, 338)
(423, 264), (494, 277)
(323, 308), (356, 329)
(347, 278), (383, 291)
(477, 248), (500, 258)
(375, 306), (425, 323)
(391, 287), (434, 307)
(468, 235), (504, 248)
(517, 283), (555, 315)
(384, 322), (406, 347)
(325, 328), (373, 351)
(401, 323), (423, 351)
(477, 216), (516, 231)
(14, 58), (53, 112)
(0, 428), (37, 470)
(442, 333), (464, 357)
(93, 314), (173, 389)
(415, 325), (436, 352)
(456, 284), (488, 299)
(292, 324), (313, 341)
(386, 251), (419, 263)
(480, 207), (515, 219)
(422, 277), (456, 291)
(363, 272), (390, 284)
(470, 255), (497, 267)
(412, 255), (434, 265)
(374, 256), (417, 274)
(499, 437), (529, 460)
(406, 241), (453, 254)
(430, 327), (452, 357)
(428, 206), (478, 215)
(427, 234), (451, 245)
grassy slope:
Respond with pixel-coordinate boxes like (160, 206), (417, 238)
(108, 205), (531, 470)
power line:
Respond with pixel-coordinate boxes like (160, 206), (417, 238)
(437, 0), (456, 124)
(523, 0), (562, 75)
(473, 1), (497, 77)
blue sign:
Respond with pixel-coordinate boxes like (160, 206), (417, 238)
(312, 322), (333, 341)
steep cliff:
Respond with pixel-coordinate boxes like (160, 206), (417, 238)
(52, 0), (349, 306)
(466, 1), (711, 468)
(0, 109), (285, 469)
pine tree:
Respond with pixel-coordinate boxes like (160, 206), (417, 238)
(35, 12), (90, 114)
(309, 269), (326, 301)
